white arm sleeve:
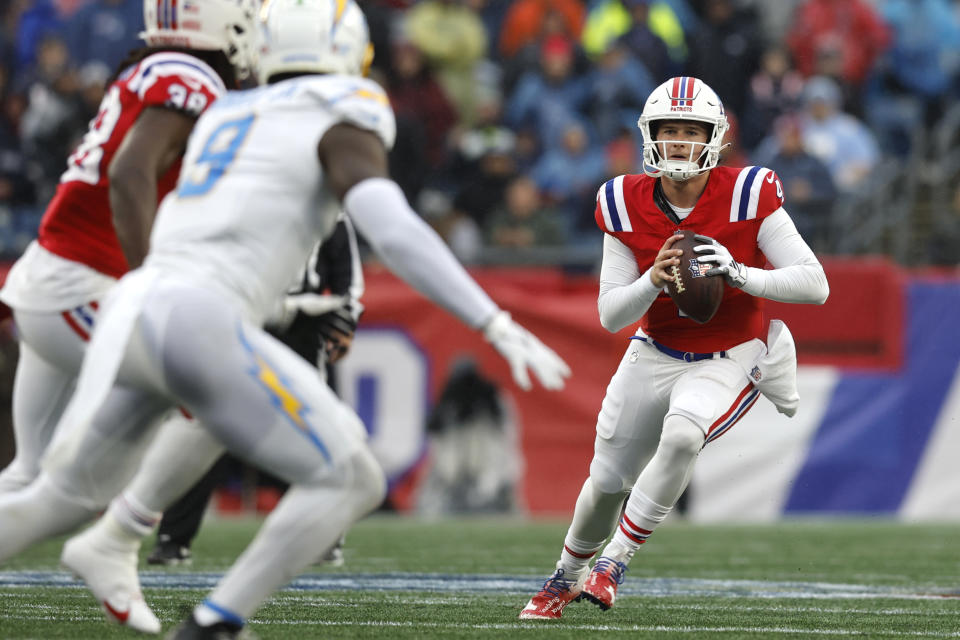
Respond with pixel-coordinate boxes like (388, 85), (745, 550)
(343, 178), (499, 329)
(740, 208), (830, 304)
(597, 234), (662, 333)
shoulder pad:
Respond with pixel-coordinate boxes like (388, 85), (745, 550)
(728, 166), (783, 222)
(125, 52), (227, 102)
(304, 76), (397, 150)
(596, 175), (633, 232)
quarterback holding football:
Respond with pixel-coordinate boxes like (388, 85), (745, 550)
(521, 77), (830, 620)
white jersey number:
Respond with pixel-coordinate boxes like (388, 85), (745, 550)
(61, 86), (123, 185)
(166, 83), (209, 116)
(178, 114), (256, 197)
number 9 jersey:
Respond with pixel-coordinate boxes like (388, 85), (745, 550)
(146, 74), (396, 326)
(36, 52), (226, 281)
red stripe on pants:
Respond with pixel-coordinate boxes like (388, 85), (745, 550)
(61, 311), (89, 341)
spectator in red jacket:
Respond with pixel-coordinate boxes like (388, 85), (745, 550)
(786, 0), (890, 89)
(386, 37), (458, 199)
(499, 0), (585, 59)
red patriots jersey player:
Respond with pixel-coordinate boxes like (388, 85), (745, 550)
(37, 52), (225, 279)
(522, 77), (829, 621)
(594, 165), (784, 353)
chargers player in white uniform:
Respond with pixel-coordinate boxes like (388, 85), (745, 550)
(0, 1), (570, 638)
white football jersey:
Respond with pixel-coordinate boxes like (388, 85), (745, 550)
(146, 74), (396, 324)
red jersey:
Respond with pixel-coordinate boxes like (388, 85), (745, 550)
(37, 52), (226, 279)
(594, 166), (785, 353)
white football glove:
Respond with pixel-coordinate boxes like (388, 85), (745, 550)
(483, 311), (571, 391)
(693, 234), (747, 288)
(285, 293), (350, 316)
(267, 293), (359, 331)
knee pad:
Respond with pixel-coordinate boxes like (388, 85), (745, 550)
(659, 414), (706, 461)
(667, 391), (716, 432)
(589, 456), (629, 495)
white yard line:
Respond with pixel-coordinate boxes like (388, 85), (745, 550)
(248, 620), (960, 637)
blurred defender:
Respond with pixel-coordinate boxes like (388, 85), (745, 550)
(0, 0), (260, 499)
(0, 1), (569, 638)
(520, 77), (829, 620)
(144, 215), (364, 567)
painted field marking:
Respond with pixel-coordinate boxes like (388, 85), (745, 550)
(1, 614), (959, 637)
(245, 620), (960, 638)
(0, 571), (957, 601)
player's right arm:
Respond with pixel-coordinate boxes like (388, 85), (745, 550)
(597, 234), (682, 333)
(108, 107), (196, 269)
(318, 123), (570, 391)
(108, 54), (224, 270)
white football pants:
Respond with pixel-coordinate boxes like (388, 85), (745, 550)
(0, 307), (93, 492)
(567, 337), (765, 545)
(0, 270), (385, 620)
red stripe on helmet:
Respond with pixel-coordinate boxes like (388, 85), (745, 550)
(671, 76), (682, 106)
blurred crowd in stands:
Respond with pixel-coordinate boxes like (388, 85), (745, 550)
(0, 0), (958, 266)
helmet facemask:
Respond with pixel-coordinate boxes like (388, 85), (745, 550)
(644, 120), (716, 182)
(223, 10), (260, 80)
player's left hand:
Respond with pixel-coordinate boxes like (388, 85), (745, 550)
(693, 234), (747, 288)
(317, 306), (358, 362)
(324, 330), (354, 363)
(483, 311), (571, 391)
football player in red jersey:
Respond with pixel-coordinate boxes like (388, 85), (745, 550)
(520, 77), (830, 620)
(0, 0), (259, 498)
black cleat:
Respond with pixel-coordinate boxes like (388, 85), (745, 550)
(164, 615), (255, 639)
(148, 535), (193, 566)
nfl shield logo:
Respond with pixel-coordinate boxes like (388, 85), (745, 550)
(689, 258), (704, 278)
(750, 366), (762, 382)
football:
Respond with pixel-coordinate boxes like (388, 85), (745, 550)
(665, 230), (724, 324)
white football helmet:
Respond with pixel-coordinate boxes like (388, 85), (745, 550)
(637, 76), (729, 181)
(141, 0), (260, 79)
(258, 0), (374, 84)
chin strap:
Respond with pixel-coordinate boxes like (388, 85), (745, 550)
(652, 179), (681, 224)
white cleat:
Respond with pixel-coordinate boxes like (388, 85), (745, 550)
(61, 528), (161, 634)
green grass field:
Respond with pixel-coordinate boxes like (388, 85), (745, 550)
(1, 515), (958, 639)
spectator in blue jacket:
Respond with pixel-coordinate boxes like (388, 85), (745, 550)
(506, 34), (589, 152)
(753, 114), (837, 251)
(865, 0), (960, 142)
(797, 75), (879, 194)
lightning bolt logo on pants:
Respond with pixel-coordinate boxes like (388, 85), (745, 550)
(237, 323), (331, 462)
(252, 354), (309, 428)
